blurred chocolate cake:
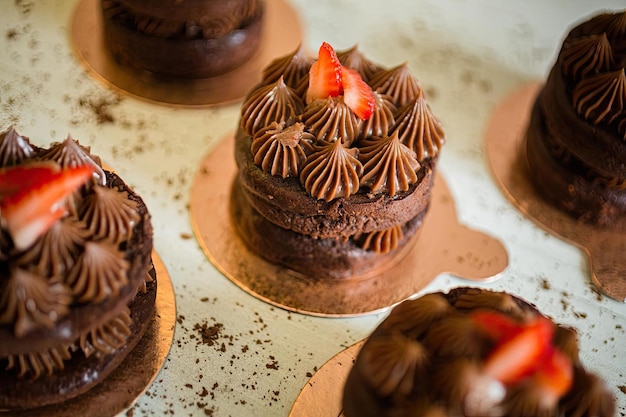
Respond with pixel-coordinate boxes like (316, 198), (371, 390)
(0, 127), (156, 410)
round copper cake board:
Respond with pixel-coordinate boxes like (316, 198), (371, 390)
(289, 340), (363, 417)
(189, 134), (508, 317)
(10, 250), (176, 417)
(69, 0), (303, 107)
(485, 83), (626, 302)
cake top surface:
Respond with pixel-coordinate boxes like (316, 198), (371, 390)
(240, 42), (445, 202)
(0, 127), (150, 373)
(344, 288), (616, 417)
(559, 10), (626, 140)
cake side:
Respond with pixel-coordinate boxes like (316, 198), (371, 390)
(101, 0), (265, 78)
(525, 10), (626, 225)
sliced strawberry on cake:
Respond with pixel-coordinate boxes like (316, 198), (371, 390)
(342, 66), (375, 120)
(0, 162), (94, 250)
(305, 41), (343, 103)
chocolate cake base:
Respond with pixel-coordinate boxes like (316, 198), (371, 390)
(101, 5), (264, 79)
(525, 73), (626, 226)
(0, 278), (157, 410)
(231, 179), (426, 279)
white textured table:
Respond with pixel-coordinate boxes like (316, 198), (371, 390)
(1, 1), (625, 416)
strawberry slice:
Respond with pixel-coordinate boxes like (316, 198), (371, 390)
(0, 162), (94, 250)
(471, 310), (522, 342)
(342, 66), (375, 120)
(533, 347), (573, 399)
(482, 316), (554, 384)
(305, 42), (343, 104)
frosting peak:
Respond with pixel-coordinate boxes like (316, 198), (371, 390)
(561, 34), (614, 82)
(301, 96), (361, 145)
(39, 135), (106, 186)
(391, 96), (445, 160)
(241, 77), (304, 136)
(299, 140), (363, 201)
(369, 63), (422, 108)
(251, 122), (315, 178)
(0, 127), (33, 167)
(0, 267), (72, 337)
(573, 68), (626, 125)
(359, 131), (420, 196)
(337, 45), (382, 83)
(261, 45), (314, 96)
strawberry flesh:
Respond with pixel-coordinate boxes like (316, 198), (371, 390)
(533, 347), (573, 398)
(342, 66), (375, 120)
(0, 162), (94, 250)
(471, 310), (522, 342)
(305, 42), (343, 104)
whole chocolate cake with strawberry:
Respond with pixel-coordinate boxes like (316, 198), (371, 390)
(343, 287), (616, 417)
(232, 42), (445, 279)
(0, 127), (155, 410)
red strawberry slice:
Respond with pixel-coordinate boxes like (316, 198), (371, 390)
(0, 162), (94, 250)
(471, 310), (522, 342)
(483, 316), (554, 384)
(533, 347), (573, 399)
(305, 42), (343, 104)
(342, 66), (375, 120)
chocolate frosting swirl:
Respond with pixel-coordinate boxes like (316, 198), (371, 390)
(79, 185), (140, 245)
(358, 332), (428, 397)
(13, 217), (91, 279)
(357, 225), (403, 254)
(80, 307), (131, 358)
(0, 267), (72, 338)
(39, 135), (106, 186)
(573, 68), (626, 125)
(584, 11), (626, 46)
(369, 63), (422, 108)
(561, 34), (614, 82)
(337, 45), (383, 83)
(261, 45), (313, 95)
(66, 241), (129, 303)
(301, 96), (361, 146)
(6, 344), (71, 378)
(241, 77), (304, 136)
(0, 126), (33, 167)
(359, 132), (420, 196)
(251, 122), (315, 179)
(391, 95), (445, 160)
(299, 140), (363, 201)
(357, 91), (396, 143)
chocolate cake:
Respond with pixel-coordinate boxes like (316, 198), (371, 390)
(101, 0), (264, 78)
(343, 287), (616, 417)
(232, 43), (445, 279)
(0, 127), (156, 410)
(525, 10), (626, 226)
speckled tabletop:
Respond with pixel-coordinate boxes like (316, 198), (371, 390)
(1, 1), (625, 416)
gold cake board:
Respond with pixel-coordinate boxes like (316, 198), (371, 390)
(70, 0), (303, 107)
(190, 134), (508, 317)
(485, 83), (626, 302)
